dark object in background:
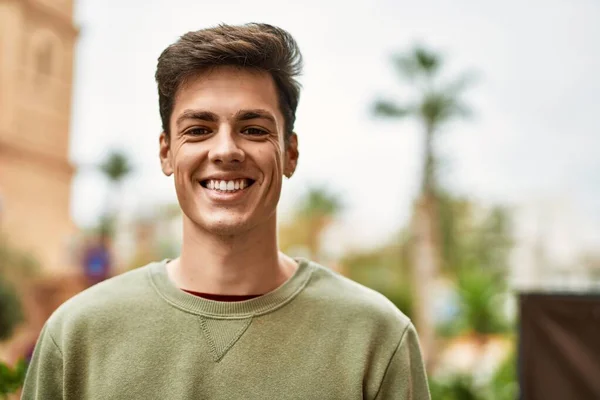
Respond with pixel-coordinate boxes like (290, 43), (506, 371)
(519, 293), (600, 400)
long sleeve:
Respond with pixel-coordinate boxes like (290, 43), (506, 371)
(373, 323), (431, 400)
(21, 324), (64, 400)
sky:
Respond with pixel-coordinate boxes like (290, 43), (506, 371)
(69, 0), (600, 255)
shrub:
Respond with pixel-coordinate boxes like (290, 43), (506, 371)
(0, 279), (23, 341)
(0, 359), (27, 397)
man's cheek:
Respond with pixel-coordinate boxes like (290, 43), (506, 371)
(174, 164), (185, 185)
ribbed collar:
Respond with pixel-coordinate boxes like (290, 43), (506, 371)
(147, 258), (314, 319)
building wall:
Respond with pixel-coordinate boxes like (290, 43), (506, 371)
(0, 0), (77, 274)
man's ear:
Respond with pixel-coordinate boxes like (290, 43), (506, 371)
(159, 132), (173, 176)
(284, 133), (299, 178)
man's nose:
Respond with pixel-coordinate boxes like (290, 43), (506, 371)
(207, 127), (245, 164)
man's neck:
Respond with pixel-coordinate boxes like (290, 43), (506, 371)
(167, 215), (297, 296)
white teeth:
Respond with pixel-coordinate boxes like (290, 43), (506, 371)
(206, 179), (250, 191)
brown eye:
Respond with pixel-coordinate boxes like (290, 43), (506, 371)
(187, 127), (211, 136)
(243, 127), (268, 136)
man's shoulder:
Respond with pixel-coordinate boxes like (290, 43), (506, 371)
(45, 261), (161, 336)
(304, 260), (411, 332)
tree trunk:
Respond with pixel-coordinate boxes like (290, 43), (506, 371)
(307, 216), (329, 262)
(411, 123), (441, 369)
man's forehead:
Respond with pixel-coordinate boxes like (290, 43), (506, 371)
(180, 66), (276, 92)
(172, 67), (283, 121)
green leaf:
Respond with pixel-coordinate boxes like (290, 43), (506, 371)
(0, 359), (28, 396)
(297, 186), (343, 219)
(372, 100), (411, 118)
(392, 46), (442, 81)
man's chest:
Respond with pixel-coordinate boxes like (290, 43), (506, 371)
(63, 319), (371, 400)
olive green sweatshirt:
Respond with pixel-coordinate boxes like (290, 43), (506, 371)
(22, 259), (430, 399)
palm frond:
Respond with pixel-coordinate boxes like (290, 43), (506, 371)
(414, 46), (441, 75)
(100, 151), (133, 183)
(392, 46), (442, 81)
(419, 92), (472, 125)
(298, 186), (343, 218)
(373, 100), (411, 118)
(443, 72), (478, 97)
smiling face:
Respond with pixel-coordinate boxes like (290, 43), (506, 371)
(159, 66), (299, 237)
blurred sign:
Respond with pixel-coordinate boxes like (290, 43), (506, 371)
(83, 242), (111, 283)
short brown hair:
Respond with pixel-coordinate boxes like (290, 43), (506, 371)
(155, 23), (303, 140)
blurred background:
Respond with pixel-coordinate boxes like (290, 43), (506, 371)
(1, 0), (599, 398)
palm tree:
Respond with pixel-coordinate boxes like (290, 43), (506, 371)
(372, 46), (474, 364)
(279, 186), (343, 261)
(341, 233), (414, 319)
(298, 186), (343, 259)
(453, 265), (509, 341)
(98, 150), (133, 236)
(438, 198), (512, 350)
(100, 151), (132, 184)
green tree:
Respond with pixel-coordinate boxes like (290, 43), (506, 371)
(372, 45), (474, 362)
(427, 343), (517, 400)
(0, 239), (35, 396)
(437, 194), (513, 335)
(0, 237), (38, 341)
(100, 150), (133, 184)
(486, 347), (518, 400)
(429, 373), (485, 400)
(98, 150), (133, 236)
(0, 278), (22, 341)
(438, 194), (512, 275)
(0, 359), (27, 399)
(442, 266), (510, 340)
(341, 231), (414, 318)
(279, 186), (343, 261)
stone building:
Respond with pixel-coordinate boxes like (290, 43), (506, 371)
(0, 0), (77, 274)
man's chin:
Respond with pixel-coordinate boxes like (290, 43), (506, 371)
(198, 217), (253, 237)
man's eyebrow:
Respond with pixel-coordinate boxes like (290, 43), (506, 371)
(234, 109), (276, 124)
(176, 110), (219, 128)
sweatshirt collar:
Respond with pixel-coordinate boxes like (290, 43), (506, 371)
(148, 258), (313, 318)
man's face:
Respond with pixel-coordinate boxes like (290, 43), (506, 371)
(159, 66), (299, 236)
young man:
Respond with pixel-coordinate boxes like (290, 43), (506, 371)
(23, 23), (430, 399)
